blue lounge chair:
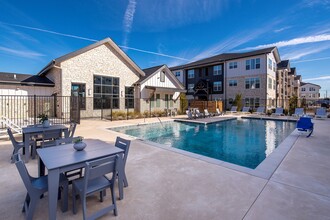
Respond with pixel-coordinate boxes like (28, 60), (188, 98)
(272, 107), (284, 116)
(241, 106), (250, 114)
(255, 106), (265, 115)
(292, 108), (304, 117)
(315, 108), (327, 119)
(228, 106), (237, 114)
(296, 117), (314, 137)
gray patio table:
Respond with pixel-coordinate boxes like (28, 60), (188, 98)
(22, 124), (69, 162)
(37, 139), (125, 220)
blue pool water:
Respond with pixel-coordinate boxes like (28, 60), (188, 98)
(110, 119), (296, 169)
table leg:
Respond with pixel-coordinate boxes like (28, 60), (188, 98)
(38, 157), (45, 177)
(23, 134), (30, 163)
(48, 169), (60, 220)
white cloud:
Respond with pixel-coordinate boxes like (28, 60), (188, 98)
(291, 56), (330, 63)
(0, 46), (45, 58)
(282, 44), (330, 60)
(274, 26), (292, 33)
(243, 34), (330, 50)
(303, 76), (330, 81)
(122, 0), (137, 47)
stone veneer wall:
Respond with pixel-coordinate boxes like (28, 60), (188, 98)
(58, 44), (140, 118)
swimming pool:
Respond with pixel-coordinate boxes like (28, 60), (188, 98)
(110, 119), (296, 169)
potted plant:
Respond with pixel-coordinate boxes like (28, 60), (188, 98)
(38, 113), (50, 128)
(73, 136), (86, 151)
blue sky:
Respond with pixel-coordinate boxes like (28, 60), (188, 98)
(1, 0), (330, 97)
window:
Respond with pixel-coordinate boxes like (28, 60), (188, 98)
(268, 77), (272, 89)
(71, 83), (86, 110)
(160, 71), (165, 82)
(273, 61), (276, 71)
(246, 60), (250, 70)
(255, 98), (260, 108)
(246, 58), (261, 70)
(165, 94), (173, 108)
(256, 58), (260, 69)
(309, 87), (316, 91)
(273, 79), (276, 90)
(213, 81), (222, 92)
(229, 62), (237, 69)
(229, 80), (237, 87)
(301, 87), (306, 91)
(125, 86), (134, 108)
(228, 98), (233, 105)
(268, 58), (272, 70)
(213, 65), (222, 75)
(245, 78), (260, 89)
(188, 84), (194, 92)
(245, 98), (256, 108)
(188, 69), (194, 78)
(175, 71), (180, 77)
(93, 75), (119, 109)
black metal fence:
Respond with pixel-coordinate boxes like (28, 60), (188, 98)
(1, 95), (329, 130)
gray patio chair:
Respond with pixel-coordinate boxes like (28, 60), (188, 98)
(7, 128), (36, 162)
(115, 137), (131, 189)
(41, 129), (63, 147)
(14, 153), (68, 220)
(68, 122), (77, 138)
(72, 155), (118, 219)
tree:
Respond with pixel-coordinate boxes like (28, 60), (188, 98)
(180, 93), (188, 114)
(289, 95), (298, 115)
(233, 93), (243, 111)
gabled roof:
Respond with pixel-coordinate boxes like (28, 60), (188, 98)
(289, 67), (296, 75)
(38, 38), (145, 77)
(301, 82), (321, 88)
(294, 74), (302, 81)
(137, 64), (185, 89)
(277, 60), (290, 70)
(0, 72), (54, 87)
(170, 47), (278, 70)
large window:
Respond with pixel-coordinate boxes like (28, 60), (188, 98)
(71, 83), (86, 110)
(188, 69), (194, 79)
(245, 98), (260, 108)
(125, 86), (134, 108)
(213, 81), (222, 92)
(229, 80), (237, 87)
(229, 62), (237, 69)
(246, 58), (260, 70)
(301, 87), (306, 91)
(93, 75), (119, 109)
(245, 78), (260, 89)
(213, 65), (222, 75)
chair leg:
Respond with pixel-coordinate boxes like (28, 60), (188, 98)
(22, 193), (30, 212)
(111, 186), (118, 216)
(26, 196), (38, 220)
(123, 172), (128, 187)
(81, 196), (87, 220)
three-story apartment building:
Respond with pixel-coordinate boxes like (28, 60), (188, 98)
(171, 47), (282, 110)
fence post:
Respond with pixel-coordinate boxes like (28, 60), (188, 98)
(101, 97), (104, 120)
(33, 95), (37, 125)
(149, 99), (151, 118)
(110, 97), (113, 122)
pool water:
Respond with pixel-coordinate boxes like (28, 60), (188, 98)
(110, 119), (296, 169)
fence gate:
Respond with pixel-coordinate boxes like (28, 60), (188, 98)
(70, 96), (80, 124)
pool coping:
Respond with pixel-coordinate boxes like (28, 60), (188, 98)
(107, 118), (300, 180)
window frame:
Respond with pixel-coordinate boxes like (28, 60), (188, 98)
(187, 69), (195, 79)
(93, 75), (120, 110)
(213, 81), (222, 92)
(125, 86), (134, 109)
(213, 65), (222, 75)
(71, 83), (86, 110)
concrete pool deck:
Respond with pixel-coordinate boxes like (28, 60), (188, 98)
(0, 116), (329, 219)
